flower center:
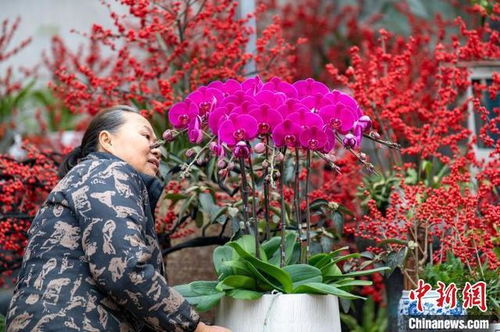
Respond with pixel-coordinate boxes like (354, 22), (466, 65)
(329, 118), (342, 130)
(199, 102), (211, 115)
(308, 139), (318, 149)
(258, 122), (270, 134)
(179, 114), (190, 125)
(233, 129), (246, 140)
(284, 135), (296, 146)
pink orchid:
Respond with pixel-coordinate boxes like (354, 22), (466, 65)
(299, 126), (327, 150)
(188, 116), (203, 144)
(272, 119), (301, 148)
(321, 128), (337, 154)
(186, 86), (223, 116)
(318, 104), (357, 135)
(218, 114), (258, 146)
(241, 76), (263, 95)
(285, 109), (324, 129)
(208, 79), (241, 96)
(262, 77), (298, 98)
(255, 90), (287, 109)
(168, 101), (198, 129)
(293, 78), (329, 98)
(276, 98), (307, 118)
(249, 104), (284, 135)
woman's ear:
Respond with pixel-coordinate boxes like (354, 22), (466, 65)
(98, 130), (114, 153)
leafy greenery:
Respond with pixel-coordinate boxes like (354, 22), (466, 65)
(422, 253), (500, 319)
(0, 314), (5, 332)
(174, 233), (390, 312)
(340, 297), (387, 332)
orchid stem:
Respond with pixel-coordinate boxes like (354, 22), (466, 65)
(305, 149), (312, 261)
(247, 149), (260, 259)
(239, 156), (251, 235)
(279, 147), (287, 268)
(264, 136), (271, 240)
(294, 149), (305, 263)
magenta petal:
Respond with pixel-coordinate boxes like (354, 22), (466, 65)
(272, 119), (301, 147)
(318, 104), (357, 134)
(285, 109), (324, 129)
(353, 122), (363, 148)
(255, 90), (286, 109)
(301, 93), (332, 110)
(208, 79), (241, 95)
(293, 78), (329, 98)
(299, 126), (327, 150)
(241, 76), (263, 95)
(250, 104), (284, 134)
(276, 98), (307, 118)
(262, 77), (298, 98)
(233, 101), (258, 115)
(235, 114), (259, 140)
(326, 91), (361, 117)
(208, 106), (230, 134)
(188, 117), (203, 144)
(222, 90), (257, 107)
(218, 119), (237, 146)
(168, 101), (198, 129)
(321, 129), (336, 153)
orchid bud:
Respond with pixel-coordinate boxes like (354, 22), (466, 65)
(343, 134), (357, 149)
(217, 159), (227, 169)
(359, 152), (368, 162)
(185, 148), (195, 158)
(275, 152), (284, 162)
(254, 142), (266, 154)
(274, 170), (281, 179)
(196, 157), (204, 166)
(162, 129), (176, 142)
(209, 142), (224, 157)
(262, 160), (270, 168)
(358, 115), (372, 132)
(370, 131), (381, 140)
(234, 141), (250, 158)
(227, 162), (235, 171)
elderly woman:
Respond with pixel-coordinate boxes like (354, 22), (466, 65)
(6, 106), (229, 332)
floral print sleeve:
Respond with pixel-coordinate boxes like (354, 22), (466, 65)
(65, 160), (200, 331)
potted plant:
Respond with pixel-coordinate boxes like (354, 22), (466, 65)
(160, 76), (393, 331)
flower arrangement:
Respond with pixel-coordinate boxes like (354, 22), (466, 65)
(162, 76), (395, 310)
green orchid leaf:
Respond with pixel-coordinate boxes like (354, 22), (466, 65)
(283, 264), (323, 288)
(216, 275), (256, 291)
(227, 289), (263, 300)
(293, 282), (365, 300)
(229, 242), (293, 293)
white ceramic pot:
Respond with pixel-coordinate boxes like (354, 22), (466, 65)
(215, 293), (342, 332)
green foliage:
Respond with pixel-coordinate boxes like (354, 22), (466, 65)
(340, 297), (388, 332)
(0, 314), (5, 332)
(357, 172), (400, 212)
(422, 253), (500, 319)
(174, 233), (390, 312)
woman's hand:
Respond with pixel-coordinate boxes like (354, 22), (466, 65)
(195, 321), (231, 332)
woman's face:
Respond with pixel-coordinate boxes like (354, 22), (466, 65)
(98, 112), (161, 177)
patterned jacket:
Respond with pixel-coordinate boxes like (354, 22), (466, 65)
(6, 152), (200, 331)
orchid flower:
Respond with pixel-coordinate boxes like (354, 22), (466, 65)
(262, 77), (298, 98)
(241, 76), (263, 95)
(299, 126), (327, 150)
(285, 108), (324, 129)
(188, 116), (203, 144)
(293, 78), (329, 98)
(318, 103), (357, 135)
(255, 90), (286, 109)
(218, 114), (258, 146)
(272, 119), (301, 148)
(186, 86), (223, 116)
(208, 79), (241, 96)
(250, 104), (284, 135)
(168, 100), (198, 129)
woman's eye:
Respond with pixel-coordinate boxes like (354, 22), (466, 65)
(143, 133), (151, 140)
